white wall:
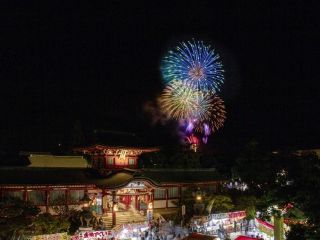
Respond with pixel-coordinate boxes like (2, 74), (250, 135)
(154, 199), (179, 208)
(168, 199), (178, 208)
(154, 200), (166, 209)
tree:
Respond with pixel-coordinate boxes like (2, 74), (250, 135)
(235, 142), (320, 239)
(234, 195), (259, 220)
(32, 213), (70, 235)
(68, 209), (82, 234)
(174, 187), (197, 224)
(51, 195), (69, 217)
(234, 140), (279, 192)
(286, 224), (308, 240)
(0, 197), (40, 239)
(138, 146), (201, 168)
(206, 195), (234, 214)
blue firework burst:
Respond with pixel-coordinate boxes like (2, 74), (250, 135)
(161, 39), (224, 93)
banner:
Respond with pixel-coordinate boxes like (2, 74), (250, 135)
(228, 211), (246, 219)
(255, 218), (274, 236)
(71, 231), (114, 240)
(210, 211), (246, 220)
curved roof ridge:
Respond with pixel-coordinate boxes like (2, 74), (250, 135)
(141, 168), (217, 171)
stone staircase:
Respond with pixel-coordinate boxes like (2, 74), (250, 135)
(101, 211), (147, 229)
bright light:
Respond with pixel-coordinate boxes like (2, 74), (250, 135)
(148, 202), (153, 210)
(196, 195), (202, 201)
(113, 204), (118, 212)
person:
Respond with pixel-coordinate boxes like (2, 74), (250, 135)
(97, 217), (104, 230)
(174, 234), (181, 240)
(140, 231), (145, 240)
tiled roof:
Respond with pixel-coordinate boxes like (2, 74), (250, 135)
(28, 155), (88, 168)
(137, 168), (222, 184)
(0, 167), (222, 188)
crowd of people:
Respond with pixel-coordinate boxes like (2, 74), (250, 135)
(116, 219), (189, 240)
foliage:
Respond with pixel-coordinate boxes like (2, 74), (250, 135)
(206, 195), (234, 214)
(68, 209), (82, 234)
(138, 147), (201, 168)
(51, 196), (69, 217)
(0, 197), (73, 238)
(234, 140), (278, 192)
(0, 197), (40, 239)
(178, 187), (198, 223)
(286, 224), (309, 240)
(235, 140), (320, 237)
(172, 186), (209, 224)
(288, 152), (320, 224)
(287, 225), (320, 240)
(233, 194), (259, 220)
(200, 150), (236, 177)
(32, 213), (70, 235)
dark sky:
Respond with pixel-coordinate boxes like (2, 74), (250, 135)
(1, 1), (320, 151)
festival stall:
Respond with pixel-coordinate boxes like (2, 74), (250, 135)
(206, 211), (246, 234)
(235, 236), (259, 240)
(182, 233), (216, 240)
(115, 222), (149, 239)
(254, 218), (274, 240)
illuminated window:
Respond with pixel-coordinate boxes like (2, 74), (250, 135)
(50, 190), (66, 205)
(28, 191), (46, 205)
(128, 159), (135, 165)
(108, 158), (114, 165)
(154, 189), (166, 199)
(2, 191), (23, 200)
(69, 190), (85, 204)
(168, 187), (179, 198)
(98, 158), (105, 168)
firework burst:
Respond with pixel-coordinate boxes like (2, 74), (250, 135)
(161, 39), (224, 93)
(158, 81), (213, 121)
(194, 94), (226, 134)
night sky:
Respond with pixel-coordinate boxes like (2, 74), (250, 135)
(1, 1), (319, 152)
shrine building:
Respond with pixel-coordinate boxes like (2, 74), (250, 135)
(0, 144), (223, 228)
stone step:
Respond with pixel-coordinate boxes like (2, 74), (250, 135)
(103, 218), (146, 224)
(101, 211), (147, 229)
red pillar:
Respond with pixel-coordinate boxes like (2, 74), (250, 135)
(151, 189), (154, 209)
(23, 186), (28, 202)
(46, 187), (50, 213)
(102, 189), (106, 214)
(112, 191), (116, 227)
(135, 195), (139, 211)
(66, 188), (70, 205)
(165, 188), (168, 208)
